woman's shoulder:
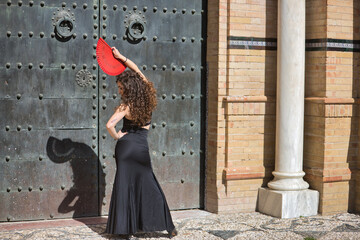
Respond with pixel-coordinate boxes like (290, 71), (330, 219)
(115, 104), (130, 113)
(124, 115), (132, 121)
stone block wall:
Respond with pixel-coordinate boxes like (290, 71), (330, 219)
(206, 0), (360, 215)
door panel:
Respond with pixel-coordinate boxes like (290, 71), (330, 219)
(0, 0), (205, 221)
(0, 0), (100, 221)
(98, 0), (205, 212)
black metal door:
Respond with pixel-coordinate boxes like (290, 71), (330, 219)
(98, 0), (205, 212)
(0, 0), (101, 221)
(0, 0), (205, 222)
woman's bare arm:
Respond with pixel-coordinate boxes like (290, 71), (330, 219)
(106, 105), (129, 140)
(111, 47), (148, 82)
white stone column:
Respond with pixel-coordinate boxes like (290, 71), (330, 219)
(268, 0), (308, 191)
(257, 0), (319, 218)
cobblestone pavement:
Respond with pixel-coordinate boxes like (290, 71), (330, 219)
(1, 210), (360, 240)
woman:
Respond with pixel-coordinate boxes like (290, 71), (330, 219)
(105, 47), (177, 238)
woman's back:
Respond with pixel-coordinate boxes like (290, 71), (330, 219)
(122, 116), (151, 131)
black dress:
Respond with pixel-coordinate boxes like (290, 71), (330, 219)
(105, 117), (175, 235)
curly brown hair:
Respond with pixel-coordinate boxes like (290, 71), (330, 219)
(116, 70), (157, 127)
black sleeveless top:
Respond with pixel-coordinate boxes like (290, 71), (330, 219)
(122, 117), (151, 131)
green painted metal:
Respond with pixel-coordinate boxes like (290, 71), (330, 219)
(0, 0), (206, 221)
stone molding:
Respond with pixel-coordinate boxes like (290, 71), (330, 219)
(304, 167), (352, 183)
(224, 96), (360, 104)
(223, 95), (275, 103)
(223, 166), (265, 181)
(305, 97), (357, 104)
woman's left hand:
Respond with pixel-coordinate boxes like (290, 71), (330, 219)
(111, 47), (123, 60)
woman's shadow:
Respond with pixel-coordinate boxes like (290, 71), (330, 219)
(46, 136), (108, 235)
(46, 136), (173, 239)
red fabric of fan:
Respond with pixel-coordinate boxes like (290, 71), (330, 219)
(96, 38), (126, 76)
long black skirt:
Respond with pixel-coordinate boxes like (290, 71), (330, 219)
(105, 128), (175, 235)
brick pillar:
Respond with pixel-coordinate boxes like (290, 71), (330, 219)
(304, 0), (358, 215)
(205, 0), (224, 213)
(205, 0), (278, 213)
(354, 0), (360, 215)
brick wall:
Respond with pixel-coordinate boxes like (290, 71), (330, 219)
(206, 0), (360, 215)
(205, 0), (277, 213)
(304, 0), (359, 215)
(205, 0), (221, 213)
(354, 0), (360, 213)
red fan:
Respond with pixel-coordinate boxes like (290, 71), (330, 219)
(96, 38), (126, 76)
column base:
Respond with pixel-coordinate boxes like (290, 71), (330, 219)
(257, 187), (319, 218)
(268, 171), (309, 190)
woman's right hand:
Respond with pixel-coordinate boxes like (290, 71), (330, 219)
(117, 130), (128, 140)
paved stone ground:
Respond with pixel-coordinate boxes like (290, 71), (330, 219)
(1, 210), (360, 240)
